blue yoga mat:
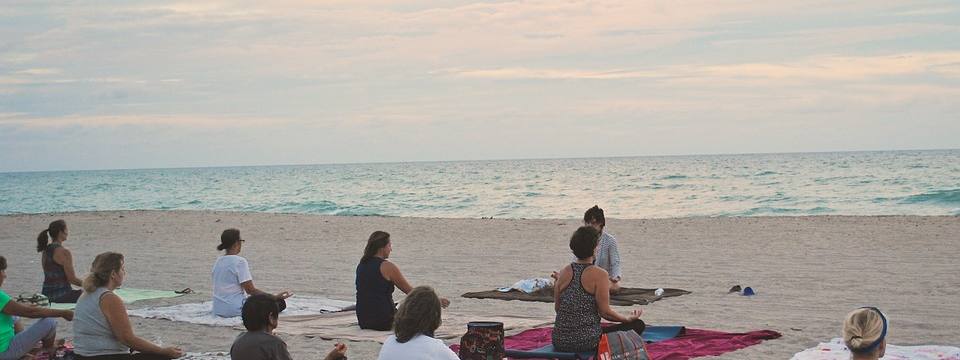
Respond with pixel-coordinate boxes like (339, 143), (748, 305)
(643, 325), (686, 343)
(505, 326), (685, 359)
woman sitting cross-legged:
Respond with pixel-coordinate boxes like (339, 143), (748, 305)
(377, 286), (459, 360)
(73, 252), (184, 359)
(551, 226), (645, 353)
(0, 255), (74, 360)
(212, 228), (292, 318)
(231, 294), (347, 360)
(355, 231), (449, 331)
(36, 219), (84, 303)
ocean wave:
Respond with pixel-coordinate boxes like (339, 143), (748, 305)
(90, 183), (119, 191)
(277, 200), (340, 213)
(659, 174), (688, 180)
(719, 206), (834, 216)
(899, 189), (960, 205)
(754, 170), (779, 176)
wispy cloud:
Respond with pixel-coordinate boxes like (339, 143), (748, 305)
(448, 52), (960, 82)
(0, 114), (292, 129)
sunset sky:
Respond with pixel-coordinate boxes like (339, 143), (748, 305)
(1, 1), (958, 171)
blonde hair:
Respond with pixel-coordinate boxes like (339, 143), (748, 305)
(843, 308), (886, 355)
(83, 252), (124, 293)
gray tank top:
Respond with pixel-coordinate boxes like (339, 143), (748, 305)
(73, 287), (130, 356)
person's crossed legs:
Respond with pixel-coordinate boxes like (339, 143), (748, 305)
(0, 318), (57, 360)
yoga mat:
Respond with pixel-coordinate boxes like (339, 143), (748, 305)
(790, 338), (960, 360)
(462, 287), (691, 306)
(48, 288), (185, 310)
(274, 311), (553, 343)
(127, 296), (354, 327)
(641, 326), (685, 343)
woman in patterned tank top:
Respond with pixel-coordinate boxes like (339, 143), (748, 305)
(36, 220), (83, 303)
(551, 226), (645, 353)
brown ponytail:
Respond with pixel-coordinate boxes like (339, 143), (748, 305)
(36, 219), (67, 253)
(83, 252), (124, 293)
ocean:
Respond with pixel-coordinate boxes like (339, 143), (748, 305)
(1, 150), (958, 219)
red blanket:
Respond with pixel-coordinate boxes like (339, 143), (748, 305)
(451, 327), (781, 360)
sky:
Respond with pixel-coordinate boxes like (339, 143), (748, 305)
(1, 0), (958, 172)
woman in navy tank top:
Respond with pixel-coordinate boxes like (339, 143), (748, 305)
(355, 231), (449, 330)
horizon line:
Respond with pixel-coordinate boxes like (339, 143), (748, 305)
(2, 147), (957, 175)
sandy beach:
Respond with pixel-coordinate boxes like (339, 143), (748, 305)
(0, 211), (957, 359)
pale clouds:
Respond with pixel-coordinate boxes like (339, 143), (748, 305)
(0, 0), (958, 171)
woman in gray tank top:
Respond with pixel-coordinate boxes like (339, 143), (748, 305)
(552, 227), (645, 352)
(73, 252), (184, 360)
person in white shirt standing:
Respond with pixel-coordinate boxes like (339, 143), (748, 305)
(583, 205), (622, 294)
(212, 229), (292, 318)
(377, 286), (459, 360)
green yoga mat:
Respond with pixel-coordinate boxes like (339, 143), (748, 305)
(48, 288), (185, 310)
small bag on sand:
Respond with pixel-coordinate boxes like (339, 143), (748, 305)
(16, 293), (50, 307)
(458, 321), (505, 360)
(597, 330), (650, 360)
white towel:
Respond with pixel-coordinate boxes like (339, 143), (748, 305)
(790, 338), (960, 360)
(497, 277), (554, 293)
(127, 296), (355, 327)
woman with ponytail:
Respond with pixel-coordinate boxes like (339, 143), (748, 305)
(211, 229), (292, 318)
(37, 220), (83, 303)
(842, 307), (888, 360)
(0, 255), (73, 360)
(355, 231), (449, 331)
(73, 252), (184, 359)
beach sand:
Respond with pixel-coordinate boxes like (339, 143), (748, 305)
(1, 211), (957, 358)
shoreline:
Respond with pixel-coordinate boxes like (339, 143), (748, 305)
(1, 211), (957, 358)
(3, 208), (958, 220)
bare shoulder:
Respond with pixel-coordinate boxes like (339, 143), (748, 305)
(99, 291), (124, 308)
(380, 259), (400, 273)
(585, 264), (609, 278)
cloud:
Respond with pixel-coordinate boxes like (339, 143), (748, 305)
(14, 68), (62, 75)
(446, 67), (662, 80)
(0, 114), (292, 129)
(448, 52), (960, 82)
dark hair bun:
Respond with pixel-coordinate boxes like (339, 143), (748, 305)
(219, 228), (241, 251)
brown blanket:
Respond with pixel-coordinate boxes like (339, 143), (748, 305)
(462, 287), (691, 306)
(267, 311), (553, 343)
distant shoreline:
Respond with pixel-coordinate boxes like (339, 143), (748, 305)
(2, 209), (956, 220)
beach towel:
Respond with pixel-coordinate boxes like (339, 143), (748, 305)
(463, 287), (691, 306)
(450, 326), (685, 354)
(647, 328), (781, 359)
(48, 288), (186, 310)
(127, 296), (354, 327)
(498, 278), (555, 293)
(790, 338), (960, 360)
(451, 326), (780, 359)
(272, 310), (553, 343)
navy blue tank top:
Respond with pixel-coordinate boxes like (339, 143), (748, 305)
(355, 257), (396, 330)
